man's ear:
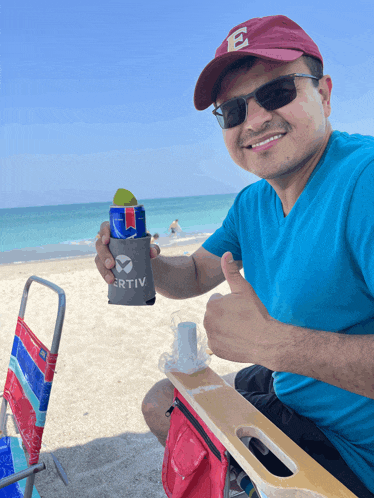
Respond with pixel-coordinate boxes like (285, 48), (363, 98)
(319, 74), (332, 117)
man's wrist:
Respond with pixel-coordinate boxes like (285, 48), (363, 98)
(270, 320), (374, 399)
(270, 319), (333, 374)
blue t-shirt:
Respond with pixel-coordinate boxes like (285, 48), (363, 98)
(202, 130), (374, 492)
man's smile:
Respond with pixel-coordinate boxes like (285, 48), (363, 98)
(244, 133), (287, 152)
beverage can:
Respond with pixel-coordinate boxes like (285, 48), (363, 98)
(109, 204), (147, 239)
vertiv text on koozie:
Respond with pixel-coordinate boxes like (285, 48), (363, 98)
(114, 277), (147, 289)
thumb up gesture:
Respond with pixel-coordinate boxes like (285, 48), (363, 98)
(203, 252), (280, 367)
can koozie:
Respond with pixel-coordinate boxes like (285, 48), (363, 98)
(107, 234), (156, 306)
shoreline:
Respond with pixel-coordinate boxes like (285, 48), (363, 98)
(0, 233), (212, 267)
(0, 237), (211, 281)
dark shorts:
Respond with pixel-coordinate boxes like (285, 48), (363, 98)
(171, 228), (176, 234)
(233, 365), (374, 498)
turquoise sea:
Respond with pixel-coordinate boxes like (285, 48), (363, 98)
(0, 192), (241, 265)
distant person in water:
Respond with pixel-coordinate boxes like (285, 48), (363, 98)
(168, 219), (182, 238)
(147, 232), (160, 245)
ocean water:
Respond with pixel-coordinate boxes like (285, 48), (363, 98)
(0, 192), (240, 265)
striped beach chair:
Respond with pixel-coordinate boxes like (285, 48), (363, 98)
(0, 276), (66, 498)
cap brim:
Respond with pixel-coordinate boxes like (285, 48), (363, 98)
(193, 48), (304, 111)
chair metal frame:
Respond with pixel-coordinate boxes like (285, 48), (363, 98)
(0, 276), (66, 498)
(166, 365), (360, 498)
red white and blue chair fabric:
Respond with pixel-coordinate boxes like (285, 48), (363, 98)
(0, 276), (66, 498)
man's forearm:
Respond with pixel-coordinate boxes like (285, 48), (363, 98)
(276, 322), (374, 399)
(151, 255), (200, 300)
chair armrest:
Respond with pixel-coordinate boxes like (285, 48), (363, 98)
(0, 462), (46, 489)
(166, 367), (359, 498)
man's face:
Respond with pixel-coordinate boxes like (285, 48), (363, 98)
(216, 58), (332, 181)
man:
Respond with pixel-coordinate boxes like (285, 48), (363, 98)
(168, 219), (181, 238)
(95, 15), (374, 496)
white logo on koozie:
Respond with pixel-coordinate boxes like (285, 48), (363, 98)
(115, 255), (133, 274)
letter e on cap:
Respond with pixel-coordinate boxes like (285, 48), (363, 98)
(227, 27), (249, 52)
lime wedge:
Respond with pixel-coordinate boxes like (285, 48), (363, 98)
(113, 189), (138, 206)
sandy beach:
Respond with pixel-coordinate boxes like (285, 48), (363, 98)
(0, 240), (247, 497)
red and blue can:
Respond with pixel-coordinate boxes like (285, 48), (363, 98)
(109, 205), (147, 239)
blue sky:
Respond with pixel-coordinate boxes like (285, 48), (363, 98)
(1, 0), (374, 209)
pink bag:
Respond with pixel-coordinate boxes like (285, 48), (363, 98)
(162, 388), (229, 498)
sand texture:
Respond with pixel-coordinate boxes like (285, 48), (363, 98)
(0, 242), (247, 497)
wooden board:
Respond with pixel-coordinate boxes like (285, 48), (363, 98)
(166, 367), (359, 498)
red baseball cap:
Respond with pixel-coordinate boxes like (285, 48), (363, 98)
(194, 15), (323, 111)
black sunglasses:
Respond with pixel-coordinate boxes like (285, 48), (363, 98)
(212, 73), (320, 129)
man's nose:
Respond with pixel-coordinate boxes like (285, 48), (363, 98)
(243, 97), (272, 130)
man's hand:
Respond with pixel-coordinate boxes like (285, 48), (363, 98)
(203, 252), (283, 368)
